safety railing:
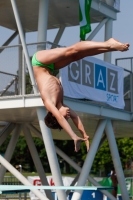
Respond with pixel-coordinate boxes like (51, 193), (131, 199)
(0, 42), (133, 111)
(100, 0), (114, 7)
(100, 0), (120, 10)
(116, 57), (133, 112)
(0, 42), (61, 96)
(0, 71), (18, 96)
(1, 176), (29, 200)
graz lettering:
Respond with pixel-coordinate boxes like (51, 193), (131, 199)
(68, 59), (118, 94)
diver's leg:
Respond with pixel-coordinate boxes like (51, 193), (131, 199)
(35, 38), (129, 70)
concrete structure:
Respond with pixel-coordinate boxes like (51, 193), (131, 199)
(0, 0), (132, 200)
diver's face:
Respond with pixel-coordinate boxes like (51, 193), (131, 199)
(59, 106), (70, 120)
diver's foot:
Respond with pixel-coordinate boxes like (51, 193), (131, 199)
(106, 38), (129, 52)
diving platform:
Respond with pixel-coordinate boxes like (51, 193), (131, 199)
(0, 1), (132, 200)
(0, 0), (118, 31)
(0, 94), (132, 140)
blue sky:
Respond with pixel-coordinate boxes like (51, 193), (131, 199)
(0, 1), (132, 66)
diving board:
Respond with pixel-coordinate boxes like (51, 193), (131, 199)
(0, 185), (114, 193)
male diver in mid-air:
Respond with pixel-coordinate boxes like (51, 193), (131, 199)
(32, 38), (129, 152)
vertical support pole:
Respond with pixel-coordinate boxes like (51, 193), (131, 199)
(22, 50), (26, 95)
(72, 119), (107, 200)
(10, 1), (63, 200)
(37, 1), (66, 199)
(130, 58), (133, 112)
(23, 125), (54, 200)
(37, 108), (66, 200)
(0, 124), (21, 183)
(18, 36), (22, 95)
(105, 120), (130, 200)
(15, 76), (18, 95)
(18, 36), (25, 95)
(37, 0), (49, 51)
(104, 19), (113, 63)
(10, 0), (37, 93)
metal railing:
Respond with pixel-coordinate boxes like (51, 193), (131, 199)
(0, 71), (18, 96)
(1, 176), (29, 200)
(100, 0), (120, 10)
(116, 57), (133, 112)
(0, 42), (133, 111)
(0, 42), (61, 97)
(100, 0), (114, 7)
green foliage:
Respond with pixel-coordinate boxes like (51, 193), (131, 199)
(80, 137), (133, 175)
(117, 138), (133, 165)
(26, 72), (32, 94)
(1, 135), (133, 175)
(92, 140), (113, 174)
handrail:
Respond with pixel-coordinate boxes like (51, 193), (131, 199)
(124, 90), (130, 97)
(0, 77), (18, 96)
(0, 71), (18, 77)
(0, 41), (62, 50)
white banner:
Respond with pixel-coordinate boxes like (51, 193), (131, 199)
(60, 56), (125, 109)
(28, 176), (74, 200)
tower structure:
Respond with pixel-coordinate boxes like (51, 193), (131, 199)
(0, 1), (132, 200)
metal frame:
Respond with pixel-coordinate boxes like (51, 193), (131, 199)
(26, 123), (116, 200)
(36, 0), (66, 199)
(0, 95), (132, 121)
(0, 124), (21, 183)
(104, 19), (113, 62)
(72, 120), (107, 200)
(0, 123), (15, 146)
(23, 125), (54, 200)
(51, 25), (66, 48)
(87, 18), (109, 41)
(0, 30), (18, 53)
(0, 0), (131, 200)
(0, 155), (48, 200)
(116, 57), (133, 115)
(105, 120), (129, 199)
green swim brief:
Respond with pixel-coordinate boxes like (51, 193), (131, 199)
(32, 53), (54, 72)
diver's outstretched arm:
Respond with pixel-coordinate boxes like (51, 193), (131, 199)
(44, 100), (86, 152)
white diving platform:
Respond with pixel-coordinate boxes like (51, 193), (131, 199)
(0, 1), (132, 200)
(0, 94), (133, 140)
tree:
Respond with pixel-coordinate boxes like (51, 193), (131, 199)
(117, 138), (133, 166)
(26, 70), (33, 94)
(1, 134), (133, 175)
(80, 137), (133, 175)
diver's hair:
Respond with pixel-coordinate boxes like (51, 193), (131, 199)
(44, 112), (62, 130)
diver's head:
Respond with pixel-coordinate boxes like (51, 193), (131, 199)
(44, 112), (62, 130)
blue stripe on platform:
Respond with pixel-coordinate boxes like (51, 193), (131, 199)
(0, 185), (113, 192)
